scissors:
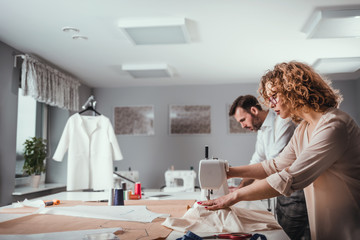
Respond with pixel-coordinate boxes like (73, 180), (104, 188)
(202, 233), (252, 240)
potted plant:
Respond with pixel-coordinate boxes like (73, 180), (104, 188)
(22, 137), (47, 188)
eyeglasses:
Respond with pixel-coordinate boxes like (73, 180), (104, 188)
(269, 94), (278, 105)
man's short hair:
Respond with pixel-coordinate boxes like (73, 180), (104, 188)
(229, 95), (262, 116)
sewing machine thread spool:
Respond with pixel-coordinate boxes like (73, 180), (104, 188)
(114, 189), (124, 205)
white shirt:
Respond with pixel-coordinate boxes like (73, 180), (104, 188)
(250, 110), (295, 165)
(53, 113), (123, 191)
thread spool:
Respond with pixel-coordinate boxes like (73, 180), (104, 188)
(135, 182), (141, 199)
(123, 190), (129, 200)
(121, 182), (128, 201)
(108, 188), (114, 206)
(114, 189), (124, 206)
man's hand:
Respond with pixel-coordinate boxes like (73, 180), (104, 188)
(226, 167), (237, 179)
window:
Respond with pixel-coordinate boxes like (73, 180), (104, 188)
(15, 88), (48, 179)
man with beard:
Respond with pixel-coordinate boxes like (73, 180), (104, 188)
(228, 94), (309, 240)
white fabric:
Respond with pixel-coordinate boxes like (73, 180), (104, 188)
(12, 199), (45, 208)
(38, 205), (169, 223)
(262, 108), (360, 239)
(53, 113), (123, 191)
(20, 54), (80, 111)
(250, 110), (295, 165)
(162, 204), (281, 233)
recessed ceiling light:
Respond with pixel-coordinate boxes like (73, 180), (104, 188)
(313, 57), (360, 74)
(62, 27), (80, 33)
(118, 18), (191, 45)
(122, 63), (173, 78)
(72, 35), (88, 40)
(303, 8), (360, 38)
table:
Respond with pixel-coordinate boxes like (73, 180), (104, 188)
(0, 190), (289, 240)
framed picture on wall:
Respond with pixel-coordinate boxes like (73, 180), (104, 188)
(114, 105), (154, 136)
(169, 105), (211, 134)
(227, 104), (252, 134)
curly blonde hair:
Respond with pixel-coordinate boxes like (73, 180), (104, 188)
(258, 61), (342, 123)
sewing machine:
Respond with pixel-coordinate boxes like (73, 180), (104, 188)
(198, 158), (230, 200)
(163, 170), (197, 192)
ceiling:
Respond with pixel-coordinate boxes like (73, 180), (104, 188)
(0, 0), (360, 88)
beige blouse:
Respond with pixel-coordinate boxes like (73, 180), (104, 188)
(261, 108), (360, 240)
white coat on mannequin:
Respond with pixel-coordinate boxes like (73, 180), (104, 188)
(53, 113), (123, 191)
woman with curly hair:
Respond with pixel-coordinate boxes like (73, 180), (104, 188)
(198, 61), (360, 239)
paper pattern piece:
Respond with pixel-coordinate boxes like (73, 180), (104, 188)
(0, 227), (121, 240)
(0, 199), (195, 240)
(0, 213), (32, 223)
(162, 204), (281, 233)
(38, 205), (169, 222)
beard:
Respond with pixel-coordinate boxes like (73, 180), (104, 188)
(250, 113), (263, 131)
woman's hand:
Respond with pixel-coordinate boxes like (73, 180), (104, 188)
(228, 186), (240, 193)
(198, 192), (240, 210)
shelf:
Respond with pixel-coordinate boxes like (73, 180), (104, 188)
(13, 183), (66, 196)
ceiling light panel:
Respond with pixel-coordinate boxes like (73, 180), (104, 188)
(303, 8), (360, 38)
(118, 18), (190, 45)
(313, 57), (360, 74)
(122, 64), (173, 78)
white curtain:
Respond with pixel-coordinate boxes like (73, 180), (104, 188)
(20, 54), (81, 111)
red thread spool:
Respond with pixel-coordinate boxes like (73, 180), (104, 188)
(135, 182), (141, 198)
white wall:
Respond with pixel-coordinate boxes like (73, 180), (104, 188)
(93, 83), (264, 189)
(332, 79), (360, 124)
(92, 80), (360, 190)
